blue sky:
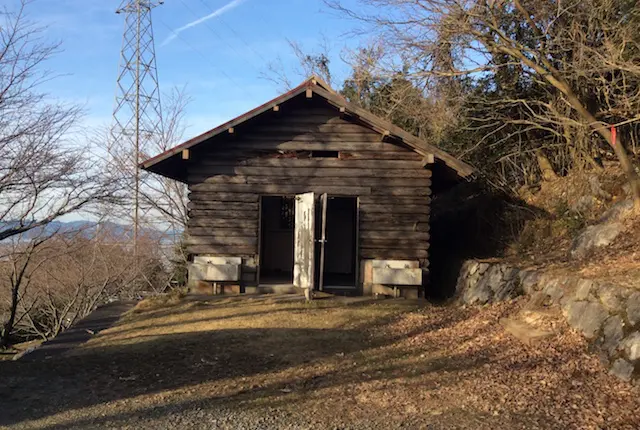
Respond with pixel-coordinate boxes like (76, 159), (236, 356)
(20, 0), (363, 145)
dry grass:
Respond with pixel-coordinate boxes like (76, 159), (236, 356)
(1, 295), (639, 429)
(509, 210), (640, 290)
(130, 289), (188, 313)
(520, 163), (628, 216)
(0, 339), (42, 362)
(506, 163), (640, 290)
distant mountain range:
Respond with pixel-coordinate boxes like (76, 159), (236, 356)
(0, 220), (181, 242)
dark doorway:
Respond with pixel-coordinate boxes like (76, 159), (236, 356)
(320, 196), (358, 289)
(259, 196), (295, 284)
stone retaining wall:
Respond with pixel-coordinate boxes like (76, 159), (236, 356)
(456, 260), (640, 383)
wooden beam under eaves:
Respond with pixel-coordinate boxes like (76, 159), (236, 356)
(273, 105), (280, 112)
(228, 127), (235, 134)
(422, 154), (435, 165)
(181, 149), (190, 160)
(306, 88), (313, 98)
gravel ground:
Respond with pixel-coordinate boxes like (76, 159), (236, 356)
(1, 295), (639, 429)
(77, 404), (395, 430)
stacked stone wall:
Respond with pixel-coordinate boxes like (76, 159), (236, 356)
(456, 260), (640, 383)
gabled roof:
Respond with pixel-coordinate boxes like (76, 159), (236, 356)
(141, 77), (474, 178)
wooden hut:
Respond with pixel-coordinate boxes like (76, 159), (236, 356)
(142, 77), (473, 298)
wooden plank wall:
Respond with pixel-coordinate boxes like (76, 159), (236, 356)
(185, 98), (432, 279)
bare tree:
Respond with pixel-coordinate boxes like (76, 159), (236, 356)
(328, 0), (640, 203)
(20, 228), (152, 340)
(0, 224), (171, 347)
(263, 38), (334, 90)
(0, 233), (51, 347)
(99, 85), (192, 293)
(139, 87), (191, 231)
(138, 88), (191, 289)
(0, 1), (121, 242)
(0, 1), (128, 348)
(342, 43), (462, 143)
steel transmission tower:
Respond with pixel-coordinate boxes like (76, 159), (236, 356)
(111, 0), (164, 250)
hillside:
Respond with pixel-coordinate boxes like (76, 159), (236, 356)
(504, 163), (640, 290)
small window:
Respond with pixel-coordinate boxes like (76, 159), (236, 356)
(311, 150), (339, 158)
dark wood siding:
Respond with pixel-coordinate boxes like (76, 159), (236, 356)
(185, 99), (431, 275)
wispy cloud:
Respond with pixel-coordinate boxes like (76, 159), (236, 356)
(161, 0), (248, 46)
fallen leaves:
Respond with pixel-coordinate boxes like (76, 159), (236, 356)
(1, 297), (639, 429)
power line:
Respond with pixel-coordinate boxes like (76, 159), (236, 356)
(196, 0), (272, 67)
(175, 0), (264, 76)
(155, 17), (254, 100)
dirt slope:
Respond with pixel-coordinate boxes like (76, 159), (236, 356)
(506, 164), (640, 289)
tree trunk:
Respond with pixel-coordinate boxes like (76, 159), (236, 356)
(613, 136), (640, 208)
(492, 44), (640, 207)
(536, 150), (558, 182)
(1, 284), (19, 348)
(546, 75), (640, 206)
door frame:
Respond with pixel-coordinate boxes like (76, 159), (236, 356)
(257, 193), (361, 295)
(318, 193), (328, 292)
(317, 195), (360, 292)
(257, 195), (296, 286)
(256, 195), (263, 287)
(355, 196), (360, 291)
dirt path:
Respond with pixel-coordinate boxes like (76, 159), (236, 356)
(19, 301), (136, 362)
(1, 295), (639, 429)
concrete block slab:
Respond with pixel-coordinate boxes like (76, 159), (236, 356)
(205, 264), (240, 282)
(194, 256), (242, 265)
(370, 260), (419, 269)
(372, 267), (422, 286)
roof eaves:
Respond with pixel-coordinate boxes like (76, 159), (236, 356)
(309, 85), (475, 177)
(141, 76), (474, 178)
(141, 78), (316, 170)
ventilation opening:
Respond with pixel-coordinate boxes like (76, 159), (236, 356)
(311, 150), (339, 158)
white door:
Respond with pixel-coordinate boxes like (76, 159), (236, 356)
(293, 192), (315, 300)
